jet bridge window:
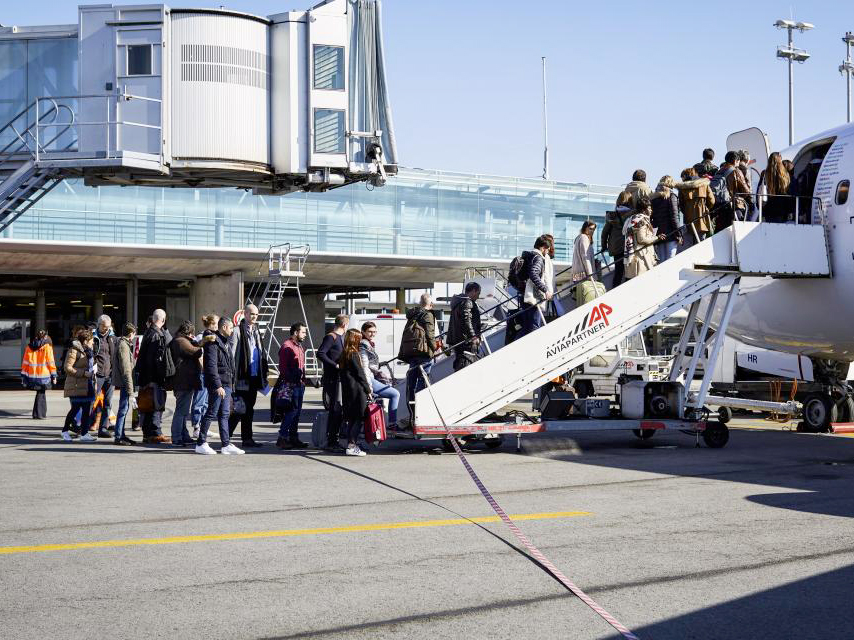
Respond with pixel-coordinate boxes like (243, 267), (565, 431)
(127, 45), (153, 76)
(836, 180), (850, 206)
(313, 45), (344, 90)
(314, 109), (345, 154)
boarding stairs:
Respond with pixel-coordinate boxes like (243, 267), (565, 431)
(414, 221), (831, 428)
(244, 244), (319, 378)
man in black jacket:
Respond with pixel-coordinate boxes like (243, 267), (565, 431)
(227, 304), (268, 448)
(403, 294), (437, 412)
(136, 308), (171, 444)
(92, 314), (115, 438)
(196, 318), (244, 455)
(448, 282), (482, 371)
(317, 314), (348, 450)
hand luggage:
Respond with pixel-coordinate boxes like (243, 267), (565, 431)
(311, 412), (328, 448)
(364, 402), (387, 444)
(577, 280), (606, 306)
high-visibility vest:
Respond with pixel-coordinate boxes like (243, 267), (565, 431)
(21, 343), (57, 387)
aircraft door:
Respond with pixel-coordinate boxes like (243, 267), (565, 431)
(727, 127), (770, 192)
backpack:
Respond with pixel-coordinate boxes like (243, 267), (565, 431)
(507, 254), (528, 292)
(398, 316), (429, 363)
(708, 167), (735, 206)
(158, 334), (177, 389)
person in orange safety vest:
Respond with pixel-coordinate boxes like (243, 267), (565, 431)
(21, 329), (57, 419)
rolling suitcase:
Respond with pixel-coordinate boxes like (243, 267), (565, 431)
(311, 412), (328, 448)
(364, 402), (387, 444)
(577, 280), (606, 306)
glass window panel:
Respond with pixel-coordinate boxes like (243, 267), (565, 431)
(314, 109), (344, 154)
(127, 45), (152, 76)
(27, 38), (79, 151)
(0, 41), (28, 150)
(313, 45), (344, 90)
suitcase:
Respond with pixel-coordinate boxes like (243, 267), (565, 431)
(311, 412), (328, 448)
(577, 280), (606, 306)
(364, 402), (387, 444)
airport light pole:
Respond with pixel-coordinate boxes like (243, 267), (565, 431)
(541, 56), (549, 181)
(842, 32), (854, 123)
(775, 19), (813, 146)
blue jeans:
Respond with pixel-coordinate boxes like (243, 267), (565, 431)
(198, 386), (231, 446)
(278, 384), (305, 442)
(114, 388), (131, 441)
(655, 240), (678, 264)
(371, 378), (399, 425)
(190, 374), (208, 425)
(171, 390), (194, 444)
(406, 357), (432, 409)
(519, 303), (545, 339)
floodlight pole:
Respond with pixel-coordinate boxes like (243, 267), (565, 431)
(776, 20), (812, 146)
(787, 28), (795, 145)
(842, 32), (854, 123)
(542, 56), (549, 181)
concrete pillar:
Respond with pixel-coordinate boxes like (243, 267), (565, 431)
(35, 290), (46, 332)
(126, 277), (138, 328)
(395, 288), (406, 313)
(193, 272), (243, 327)
(93, 292), (104, 321)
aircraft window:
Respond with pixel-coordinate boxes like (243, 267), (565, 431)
(836, 180), (850, 206)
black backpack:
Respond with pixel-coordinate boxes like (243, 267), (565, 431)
(158, 334), (177, 389)
(709, 167), (735, 205)
(507, 254), (529, 292)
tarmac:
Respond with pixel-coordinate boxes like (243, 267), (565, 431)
(2, 389), (854, 639)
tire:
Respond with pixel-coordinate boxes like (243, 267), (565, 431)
(802, 393), (837, 433)
(632, 429), (656, 440)
(836, 396), (854, 424)
(717, 406), (732, 424)
(574, 380), (595, 399)
(702, 422), (729, 448)
(484, 436), (504, 449)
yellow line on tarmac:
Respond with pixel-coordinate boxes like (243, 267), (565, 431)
(0, 511), (591, 555)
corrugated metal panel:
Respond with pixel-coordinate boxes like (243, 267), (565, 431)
(171, 12), (269, 165)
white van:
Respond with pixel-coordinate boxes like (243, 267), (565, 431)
(349, 313), (409, 381)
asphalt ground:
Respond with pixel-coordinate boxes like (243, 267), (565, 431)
(2, 389), (854, 639)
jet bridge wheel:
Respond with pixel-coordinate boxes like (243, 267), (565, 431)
(717, 406), (732, 424)
(702, 421), (729, 448)
(801, 393), (837, 433)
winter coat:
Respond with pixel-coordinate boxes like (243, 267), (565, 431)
(339, 352), (371, 424)
(317, 332), (344, 382)
(693, 159), (719, 178)
(448, 294), (482, 346)
(112, 336), (135, 391)
(677, 178), (715, 234)
(359, 338), (388, 386)
(278, 338), (306, 386)
(21, 338), (56, 389)
(722, 164), (751, 213)
(651, 189), (681, 239)
(601, 206), (632, 257)
(405, 307), (436, 357)
(229, 320), (269, 385)
(621, 180), (653, 209)
(94, 329), (114, 379)
(571, 233), (594, 282)
(63, 340), (93, 398)
(524, 251), (553, 307)
(170, 334), (203, 392)
(203, 331), (235, 390)
(136, 326), (171, 387)
(623, 213), (658, 278)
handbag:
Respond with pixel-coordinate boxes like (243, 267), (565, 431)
(231, 394), (247, 415)
(275, 381), (295, 411)
(137, 386), (155, 412)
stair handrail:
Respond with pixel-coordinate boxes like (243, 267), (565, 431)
(0, 97), (76, 160)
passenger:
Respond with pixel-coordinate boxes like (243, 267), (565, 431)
(275, 322), (311, 450)
(677, 167), (714, 246)
(62, 324), (86, 432)
(571, 221), (596, 283)
(61, 327), (97, 443)
(197, 317), (243, 455)
(317, 314), (348, 451)
(622, 169), (654, 209)
(693, 148), (719, 178)
(169, 320), (204, 448)
(136, 308), (172, 444)
(191, 314), (218, 440)
(622, 196), (658, 279)
(91, 314), (115, 439)
(21, 328), (56, 420)
(519, 236), (553, 337)
(760, 152), (792, 223)
(359, 321), (400, 431)
(651, 176), (681, 263)
(601, 191), (633, 288)
(737, 150), (755, 218)
(228, 303), (268, 449)
(111, 322), (137, 446)
(713, 150), (751, 231)
(448, 281), (483, 370)
(339, 328), (371, 456)
(403, 294), (436, 415)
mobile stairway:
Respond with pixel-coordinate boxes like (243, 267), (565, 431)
(411, 221), (831, 449)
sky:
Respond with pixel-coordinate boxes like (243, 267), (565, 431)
(4, 0), (854, 185)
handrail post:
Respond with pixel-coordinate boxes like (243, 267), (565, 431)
(34, 99), (39, 162)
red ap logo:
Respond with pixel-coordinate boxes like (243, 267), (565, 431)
(588, 303), (612, 327)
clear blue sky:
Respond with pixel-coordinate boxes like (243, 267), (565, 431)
(5, 1), (854, 185)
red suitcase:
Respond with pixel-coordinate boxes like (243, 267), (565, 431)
(364, 402), (387, 444)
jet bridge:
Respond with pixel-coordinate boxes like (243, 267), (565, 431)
(0, 0), (396, 233)
(412, 221), (831, 446)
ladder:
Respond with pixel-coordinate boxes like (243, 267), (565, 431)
(244, 244), (318, 378)
(414, 221), (832, 428)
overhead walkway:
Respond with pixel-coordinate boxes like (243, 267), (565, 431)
(413, 221), (831, 430)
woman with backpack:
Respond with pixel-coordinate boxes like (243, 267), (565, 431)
(61, 328), (98, 442)
(359, 321), (400, 431)
(622, 196), (658, 279)
(339, 328), (372, 457)
(169, 321), (205, 447)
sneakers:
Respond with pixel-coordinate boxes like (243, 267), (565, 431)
(345, 444), (367, 457)
(191, 425), (200, 440)
(221, 443), (245, 455)
(60, 430), (75, 442)
(78, 432), (98, 443)
(97, 429), (111, 439)
(114, 437), (136, 446)
(195, 442), (217, 455)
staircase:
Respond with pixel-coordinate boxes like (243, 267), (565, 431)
(414, 221), (831, 428)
